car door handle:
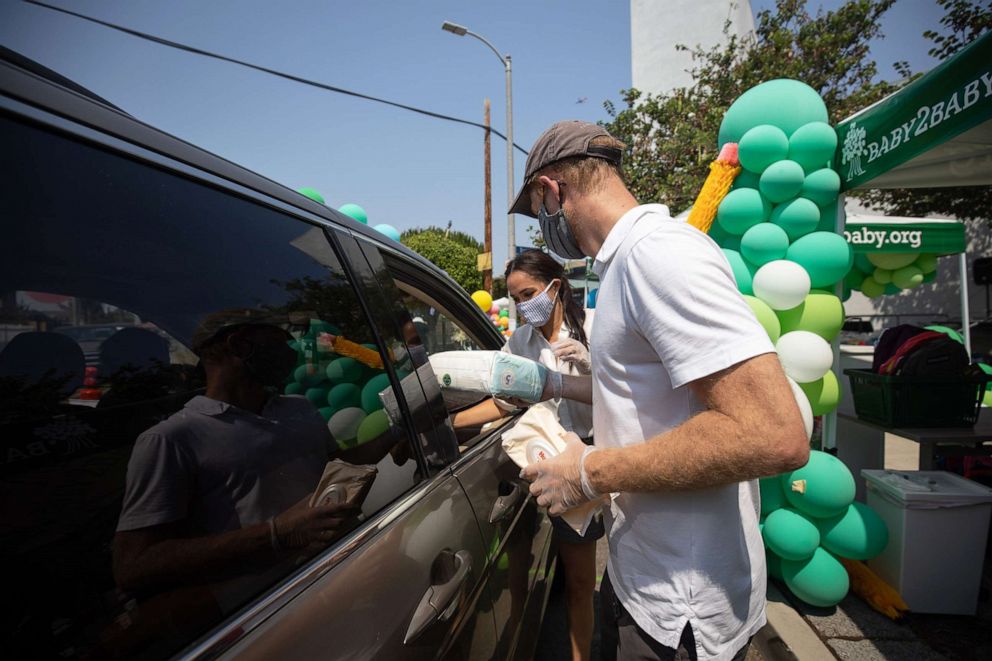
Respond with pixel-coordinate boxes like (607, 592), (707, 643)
(488, 481), (526, 524)
(404, 549), (473, 645)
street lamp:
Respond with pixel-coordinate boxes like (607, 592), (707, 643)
(441, 21), (516, 321)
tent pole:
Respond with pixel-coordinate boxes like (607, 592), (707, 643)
(960, 252), (973, 357)
(823, 195), (845, 452)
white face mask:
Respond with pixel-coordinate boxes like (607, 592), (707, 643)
(516, 280), (558, 327)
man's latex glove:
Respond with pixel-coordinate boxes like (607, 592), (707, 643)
(520, 432), (600, 516)
(552, 338), (591, 374)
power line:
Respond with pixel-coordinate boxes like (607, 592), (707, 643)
(24, 0), (530, 155)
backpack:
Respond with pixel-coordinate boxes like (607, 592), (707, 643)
(889, 335), (970, 377)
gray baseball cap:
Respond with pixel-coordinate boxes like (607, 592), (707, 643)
(509, 120), (622, 217)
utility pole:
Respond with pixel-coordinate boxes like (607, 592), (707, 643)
(483, 98), (493, 293)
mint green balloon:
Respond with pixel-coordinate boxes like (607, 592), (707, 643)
(744, 295), (781, 343)
(872, 268), (892, 284)
(759, 160), (805, 203)
(760, 475), (788, 517)
(305, 385), (330, 406)
(926, 325), (964, 344)
(719, 79), (829, 147)
(892, 265), (924, 289)
(853, 253), (874, 274)
(338, 203), (368, 224)
(817, 501), (889, 560)
(722, 248), (758, 294)
(867, 252), (917, 270)
(297, 187), (325, 204)
(767, 548), (785, 580)
(732, 170), (761, 190)
(801, 168), (841, 208)
(843, 267), (865, 289)
(781, 450), (855, 519)
(860, 276), (884, 297)
(326, 357), (365, 384)
(782, 548), (849, 607)
(294, 364), (325, 387)
(788, 122), (838, 172)
(763, 508), (820, 561)
(356, 408), (391, 446)
(361, 373), (392, 413)
(739, 125), (790, 173)
(317, 406), (335, 422)
(717, 188), (772, 235)
(771, 198), (820, 240)
(284, 382), (304, 395)
(328, 382), (362, 410)
(799, 370), (840, 416)
(786, 231), (853, 288)
(915, 253), (938, 274)
(741, 223), (789, 266)
(776, 291), (844, 341)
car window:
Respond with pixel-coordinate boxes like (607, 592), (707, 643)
(0, 114), (423, 660)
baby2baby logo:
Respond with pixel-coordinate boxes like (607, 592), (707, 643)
(841, 69), (992, 182)
(844, 226), (922, 250)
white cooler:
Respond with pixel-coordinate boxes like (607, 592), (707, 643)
(862, 469), (992, 614)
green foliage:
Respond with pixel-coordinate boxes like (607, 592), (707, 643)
(603, 0), (899, 215)
(400, 226), (484, 293)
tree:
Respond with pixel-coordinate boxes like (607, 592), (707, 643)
(603, 0), (901, 215)
(400, 226), (485, 293)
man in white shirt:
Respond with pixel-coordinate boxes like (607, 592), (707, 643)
(515, 121), (809, 661)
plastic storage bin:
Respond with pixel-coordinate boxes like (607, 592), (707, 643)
(845, 368), (989, 427)
(863, 469), (992, 614)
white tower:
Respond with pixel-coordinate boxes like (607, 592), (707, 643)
(631, 0), (755, 96)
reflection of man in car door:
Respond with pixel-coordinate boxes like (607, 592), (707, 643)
(113, 310), (360, 598)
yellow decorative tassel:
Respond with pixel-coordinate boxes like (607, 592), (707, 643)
(320, 334), (384, 370)
(686, 142), (741, 235)
(839, 557), (909, 620)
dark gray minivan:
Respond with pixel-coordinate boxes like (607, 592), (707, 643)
(0, 51), (554, 659)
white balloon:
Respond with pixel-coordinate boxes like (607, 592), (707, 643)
(752, 260), (811, 310)
(777, 331), (834, 383)
(328, 406), (367, 443)
(786, 376), (814, 440)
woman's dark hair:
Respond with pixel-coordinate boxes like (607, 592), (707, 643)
(505, 249), (588, 348)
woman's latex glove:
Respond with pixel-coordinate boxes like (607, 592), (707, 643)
(552, 338), (591, 374)
(520, 432), (600, 516)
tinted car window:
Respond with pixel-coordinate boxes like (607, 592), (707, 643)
(0, 114), (423, 659)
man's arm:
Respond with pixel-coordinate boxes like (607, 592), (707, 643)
(583, 353), (809, 493)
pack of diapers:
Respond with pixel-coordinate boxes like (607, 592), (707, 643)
(428, 350), (548, 403)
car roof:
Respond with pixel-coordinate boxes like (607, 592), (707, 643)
(0, 48), (452, 282)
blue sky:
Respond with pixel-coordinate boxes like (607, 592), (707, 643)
(0, 0), (945, 270)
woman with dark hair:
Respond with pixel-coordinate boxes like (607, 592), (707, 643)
(453, 249), (600, 661)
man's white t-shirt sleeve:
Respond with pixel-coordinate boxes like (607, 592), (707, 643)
(625, 225), (775, 389)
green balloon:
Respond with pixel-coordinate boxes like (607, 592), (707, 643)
(798, 370), (840, 416)
(763, 508), (820, 561)
(317, 406), (335, 422)
(338, 203), (368, 224)
(722, 249), (758, 295)
(817, 501), (889, 560)
(297, 187), (326, 204)
(979, 363), (992, 407)
(328, 407), (367, 446)
(760, 475), (788, 517)
(884, 283), (901, 295)
(915, 253), (938, 274)
(925, 325), (964, 344)
(294, 364), (325, 388)
(759, 160), (805, 203)
(719, 79), (829, 147)
(717, 188), (772, 235)
(872, 268), (892, 285)
(853, 253), (875, 274)
(767, 548), (785, 580)
(744, 295), (781, 343)
(771, 198), (820, 241)
(284, 382), (304, 395)
(801, 168), (841, 208)
(867, 252), (918, 270)
(356, 408), (391, 446)
(327, 382), (362, 410)
(739, 125), (790, 173)
(732, 169), (761, 191)
(892, 265), (924, 289)
(305, 385), (330, 406)
(499, 309), (509, 318)
(741, 223), (790, 266)
(786, 232), (853, 288)
(326, 357), (365, 384)
(922, 270), (937, 284)
(860, 276), (884, 298)
(776, 291), (844, 341)
(781, 450), (855, 519)
(843, 267), (865, 289)
(361, 373), (392, 413)
(782, 547), (849, 607)
(788, 122), (838, 172)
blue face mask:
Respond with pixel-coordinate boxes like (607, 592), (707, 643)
(538, 204), (585, 260)
(516, 279), (558, 327)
